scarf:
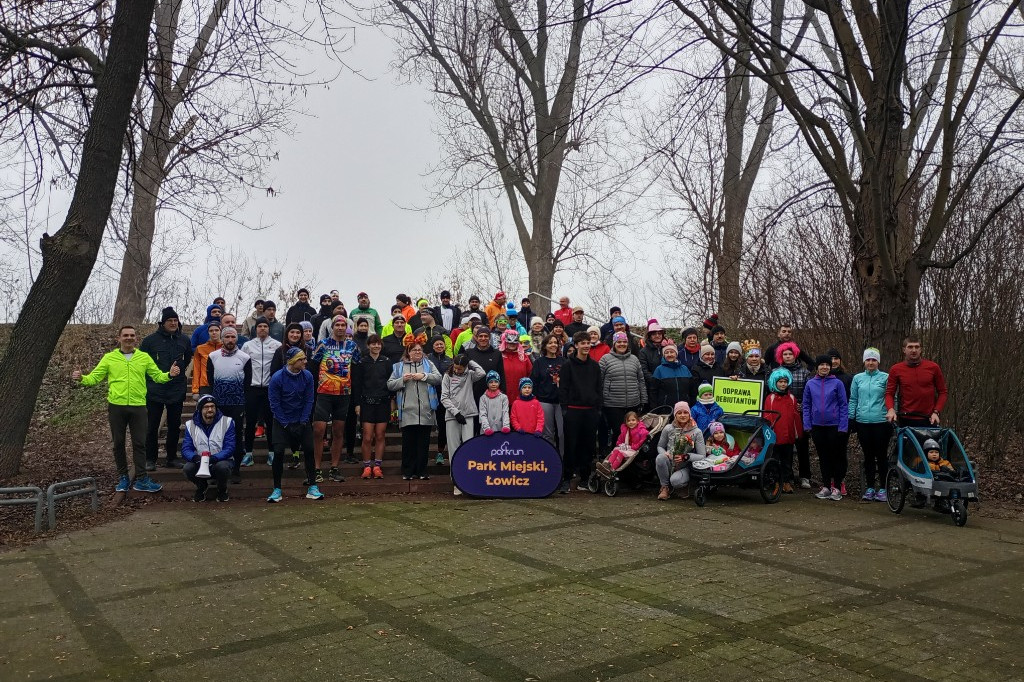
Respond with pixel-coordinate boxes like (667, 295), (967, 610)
(485, 388), (502, 399)
(683, 339), (701, 353)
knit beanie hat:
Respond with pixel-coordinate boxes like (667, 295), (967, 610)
(486, 370), (500, 384)
(726, 341), (742, 355)
(673, 401), (690, 416)
(863, 347), (881, 362)
(708, 421), (725, 435)
(922, 438), (940, 452)
(285, 347), (305, 366)
(531, 316), (545, 328)
(519, 377), (533, 391)
(702, 313), (719, 332)
(587, 326), (601, 335)
(255, 316), (269, 327)
(700, 344), (715, 359)
(697, 383), (715, 404)
(160, 306), (179, 324)
(814, 354), (833, 367)
(299, 321), (313, 332)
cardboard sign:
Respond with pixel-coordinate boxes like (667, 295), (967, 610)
(450, 432), (563, 498)
(712, 376), (764, 414)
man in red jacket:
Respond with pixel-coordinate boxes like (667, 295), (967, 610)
(885, 336), (947, 427)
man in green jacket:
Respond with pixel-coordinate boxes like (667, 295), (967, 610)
(72, 325), (180, 493)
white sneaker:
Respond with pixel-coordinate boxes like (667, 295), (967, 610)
(829, 487), (842, 501)
(815, 486), (831, 499)
(800, 478), (812, 489)
(453, 488), (462, 496)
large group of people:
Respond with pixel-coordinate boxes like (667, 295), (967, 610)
(72, 290), (948, 503)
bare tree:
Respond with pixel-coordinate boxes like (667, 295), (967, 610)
(375, 0), (646, 312)
(673, 0), (1024, 356)
(0, 0), (157, 478)
(647, 0), (806, 330)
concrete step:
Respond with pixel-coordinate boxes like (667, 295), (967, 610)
(153, 474), (455, 500)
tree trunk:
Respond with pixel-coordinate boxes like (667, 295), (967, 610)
(112, 160), (161, 325)
(0, 0), (158, 480)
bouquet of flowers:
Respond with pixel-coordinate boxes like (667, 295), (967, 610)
(670, 432), (695, 472)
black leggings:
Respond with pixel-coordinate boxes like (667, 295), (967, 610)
(795, 433), (811, 479)
(857, 422), (891, 488)
(244, 386), (272, 453)
(811, 425), (847, 488)
(563, 407), (600, 482)
(775, 443), (795, 483)
(271, 419), (315, 488)
(401, 425), (432, 477)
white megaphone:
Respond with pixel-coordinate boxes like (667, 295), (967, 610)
(197, 452), (212, 479)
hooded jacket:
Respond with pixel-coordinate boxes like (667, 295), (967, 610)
(501, 350), (533, 404)
(285, 300), (317, 325)
(765, 374), (804, 446)
(599, 349), (648, 408)
(182, 398), (237, 462)
(802, 373), (850, 431)
(440, 361), (485, 420)
(691, 400), (724, 433)
(189, 304), (222, 351)
(268, 365), (315, 427)
(192, 339), (221, 395)
(139, 324), (192, 403)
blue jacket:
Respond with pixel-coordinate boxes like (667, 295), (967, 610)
(190, 304), (222, 351)
(692, 401), (724, 432)
(268, 367), (315, 427)
(182, 405), (236, 462)
(802, 374), (849, 431)
(848, 369), (889, 424)
(652, 360), (692, 408)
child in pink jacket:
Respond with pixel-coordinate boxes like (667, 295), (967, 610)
(510, 378), (545, 434)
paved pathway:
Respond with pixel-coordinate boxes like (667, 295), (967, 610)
(2, 494), (1023, 681)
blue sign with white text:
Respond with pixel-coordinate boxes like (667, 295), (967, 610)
(450, 432), (563, 498)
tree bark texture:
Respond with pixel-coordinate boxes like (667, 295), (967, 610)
(0, 0), (158, 479)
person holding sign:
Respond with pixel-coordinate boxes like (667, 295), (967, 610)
(803, 356), (850, 501)
(655, 401), (707, 500)
(738, 341), (768, 382)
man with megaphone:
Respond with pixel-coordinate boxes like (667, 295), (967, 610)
(181, 395), (237, 502)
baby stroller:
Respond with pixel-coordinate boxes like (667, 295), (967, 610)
(588, 405), (672, 496)
(690, 411), (779, 507)
(884, 415), (978, 527)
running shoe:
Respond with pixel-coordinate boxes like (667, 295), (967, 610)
(344, 455), (359, 464)
(255, 425), (265, 438)
(874, 488), (887, 502)
(361, 466), (372, 480)
(862, 488), (875, 501)
(115, 475), (130, 492)
(305, 485), (324, 500)
(329, 466), (344, 482)
(193, 486), (207, 503)
(839, 482), (847, 496)
(216, 490), (230, 502)
(372, 465), (383, 479)
(267, 488), (283, 503)
(132, 476), (163, 493)
(419, 475), (430, 480)
(814, 486), (831, 499)
(315, 468), (324, 483)
(829, 487), (842, 501)
(782, 482), (794, 494)
(145, 460), (157, 472)
(241, 453), (254, 467)
(435, 453), (445, 465)
(288, 452), (300, 469)
(800, 478), (811, 489)
(267, 452), (274, 466)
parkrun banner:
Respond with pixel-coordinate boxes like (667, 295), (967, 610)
(712, 377), (764, 414)
(451, 432), (563, 498)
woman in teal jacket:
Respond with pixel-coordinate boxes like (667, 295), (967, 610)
(849, 347), (891, 502)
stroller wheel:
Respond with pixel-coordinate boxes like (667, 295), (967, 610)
(759, 459), (783, 504)
(586, 471), (601, 494)
(604, 478), (619, 497)
(694, 486), (706, 507)
(885, 469), (906, 514)
(950, 499), (968, 527)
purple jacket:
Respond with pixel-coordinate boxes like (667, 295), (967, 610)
(802, 374), (849, 432)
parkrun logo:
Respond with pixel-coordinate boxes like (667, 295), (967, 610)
(490, 441), (526, 458)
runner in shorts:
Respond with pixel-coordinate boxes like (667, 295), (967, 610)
(310, 315), (360, 482)
(352, 334), (393, 479)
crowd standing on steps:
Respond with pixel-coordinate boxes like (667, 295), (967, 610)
(72, 291), (948, 504)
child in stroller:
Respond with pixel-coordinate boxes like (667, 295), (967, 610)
(924, 439), (955, 476)
(597, 411), (649, 475)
